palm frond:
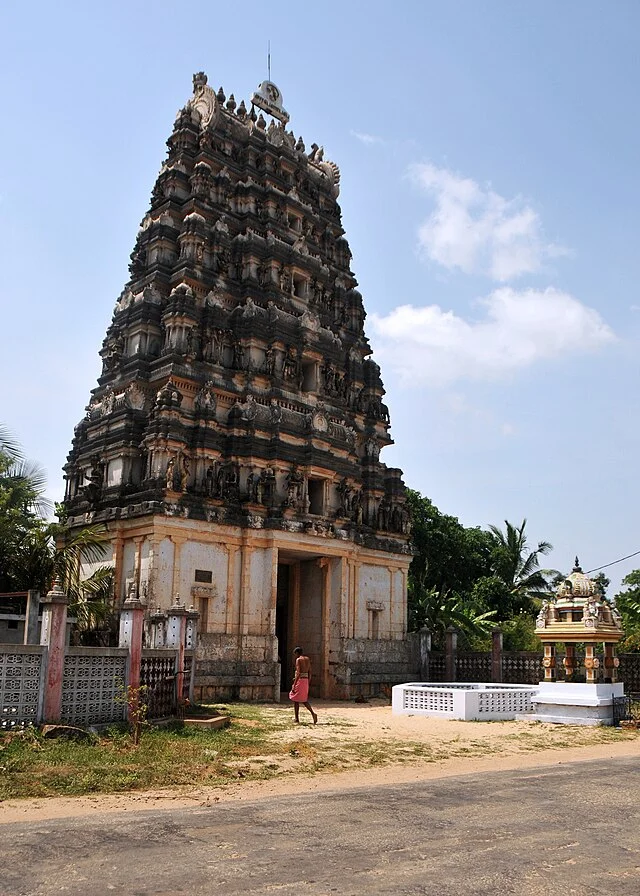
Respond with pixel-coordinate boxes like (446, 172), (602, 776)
(0, 425), (22, 460)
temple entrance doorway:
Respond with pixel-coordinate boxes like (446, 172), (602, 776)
(276, 552), (327, 698)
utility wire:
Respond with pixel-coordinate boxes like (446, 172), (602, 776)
(586, 549), (640, 574)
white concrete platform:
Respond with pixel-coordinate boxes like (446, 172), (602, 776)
(392, 682), (538, 721)
(530, 682), (624, 726)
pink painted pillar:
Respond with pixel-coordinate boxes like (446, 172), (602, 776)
(119, 589), (146, 700)
(166, 598), (188, 703)
(40, 580), (69, 722)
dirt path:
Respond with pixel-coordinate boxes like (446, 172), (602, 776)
(2, 699), (638, 824)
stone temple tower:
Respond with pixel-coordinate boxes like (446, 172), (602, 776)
(64, 73), (414, 700)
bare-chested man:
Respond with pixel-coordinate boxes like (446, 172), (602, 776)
(289, 647), (318, 724)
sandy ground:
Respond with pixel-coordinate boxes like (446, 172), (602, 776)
(1, 698), (638, 825)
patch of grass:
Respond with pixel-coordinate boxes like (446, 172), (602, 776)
(0, 705), (294, 800)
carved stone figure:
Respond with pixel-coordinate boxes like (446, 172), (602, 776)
(264, 345), (276, 376)
(166, 457), (176, 490)
(262, 467), (276, 506)
(180, 457), (190, 492)
(269, 399), (282, 424)
(204, 463), (215, 497)
(283, 346), (298, 381)
(241, 394), (258, 422)
(195, 382), (217, 413)
(285, 465), (304, 509)
(246, 469), (256, 502)
(233, 340), (245, 370)
(243, 296), (257, 317)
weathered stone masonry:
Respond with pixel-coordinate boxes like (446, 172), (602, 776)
(64, 74), (416, 699)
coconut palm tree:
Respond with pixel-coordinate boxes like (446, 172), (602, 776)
(0, 426), (115, 639)
(487, 518), (556, 614)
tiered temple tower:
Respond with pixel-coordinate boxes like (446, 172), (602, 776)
(64, 73), (414, 700)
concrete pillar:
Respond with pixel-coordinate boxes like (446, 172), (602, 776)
(118, 585), (146, 697)
(603, 642), (618, 683)
(564, 643), (577, 681)
(445, 626), (457, 682)
(112, 533), (125, 603)
(40, 580), (69, 722)
(24, 590), (40, 645)
(542, 643), (556, 682)
(318, 557), (331, 697)
(167, 598), (188, 704)
(491, 629), (503, 683)
(148, 608), (167, 648)
(584, 643), (598, 684)
(185, 606), (199, 703)
(419, 629), (431, 680)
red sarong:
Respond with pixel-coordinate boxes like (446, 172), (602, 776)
(289, 677), (309, 703)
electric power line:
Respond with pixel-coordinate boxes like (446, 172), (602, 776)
(586, 549), (640, 575)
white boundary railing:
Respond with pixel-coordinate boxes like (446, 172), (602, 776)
(392, 682), (538, 720)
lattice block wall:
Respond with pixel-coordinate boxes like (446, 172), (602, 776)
(61, 650), (128, 726)
(427, 653), (446, 681)
(456, 653), (492, 682)
(392, 682), (538, 720)
(0, 648), (45, 730)
(400, 686), (455, 714)
(476, 688), (535, 715)
(502, 652), (543, 684)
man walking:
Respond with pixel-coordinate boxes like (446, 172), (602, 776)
(289, 647), (318, 724)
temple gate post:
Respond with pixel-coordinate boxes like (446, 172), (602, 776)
(419, 629), (431, 680)
(24, 590), (40, 645)
(445, 626), (457, 682)
(491, 629), (503, 683)
(166, 598), (188, 703)
(40, 580), (69, 722)
(185, 605), (200, 702)
(119, 586), (146, 698)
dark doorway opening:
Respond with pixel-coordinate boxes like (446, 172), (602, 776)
(275, 564), (290, 695)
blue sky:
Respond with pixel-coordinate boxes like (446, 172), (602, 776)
(1, 1), (639, 590)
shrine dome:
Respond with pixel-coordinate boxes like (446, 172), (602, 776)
(556, 558), (600, 602)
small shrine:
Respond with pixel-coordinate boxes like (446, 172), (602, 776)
(535, 558), (623, 683)
(533, 558), (624, 725)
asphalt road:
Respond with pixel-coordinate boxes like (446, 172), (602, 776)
(1, 758), (639, 896)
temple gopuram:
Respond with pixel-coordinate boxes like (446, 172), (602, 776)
(64, 74), (413, 700)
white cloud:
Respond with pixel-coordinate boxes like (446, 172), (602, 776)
(370, 287), (615, 386)
(351, 130), (384, 146)
(411, 162), (566, 281)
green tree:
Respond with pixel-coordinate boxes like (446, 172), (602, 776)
(0, 427), (50, 591)
(407, 490), (494, 597)
(0, 427), (115, 640)
(486, 519), (556, 615)
(614, 570), (640, 652)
